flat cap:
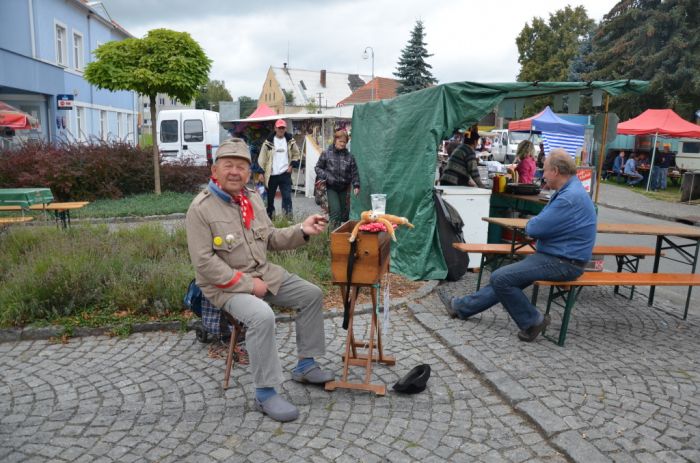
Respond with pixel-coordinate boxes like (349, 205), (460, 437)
(215, 138), (251, 163)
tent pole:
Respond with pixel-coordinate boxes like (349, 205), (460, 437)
(594, 94), (611, 204)
(646, 132), (659, 191)
(295, 135), (306, 198)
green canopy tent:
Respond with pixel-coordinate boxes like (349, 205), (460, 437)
(349, 80), (649, 280)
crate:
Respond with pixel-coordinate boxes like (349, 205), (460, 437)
(330, 220), (390, 285)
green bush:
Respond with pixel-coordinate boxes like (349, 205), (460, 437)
(0, 224), (193, 327)
(0, 222), (332, 328)
(0, 141), (209, 200)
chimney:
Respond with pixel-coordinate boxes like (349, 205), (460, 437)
(320, 69), (326, 88)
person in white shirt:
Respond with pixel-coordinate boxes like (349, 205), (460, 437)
(258, 119), (301, 218)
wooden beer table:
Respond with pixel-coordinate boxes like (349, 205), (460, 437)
(483, 217), (700, 318)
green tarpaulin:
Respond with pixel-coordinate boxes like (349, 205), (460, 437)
(350, 80), (649, 280)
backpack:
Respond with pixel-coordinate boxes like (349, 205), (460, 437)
(433, 189), (469, 281)
(183, 279), (203, 317)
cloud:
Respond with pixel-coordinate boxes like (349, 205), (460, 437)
(99, 0), (616, 99)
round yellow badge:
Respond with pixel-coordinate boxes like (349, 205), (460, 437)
(213, 236), (223, 246)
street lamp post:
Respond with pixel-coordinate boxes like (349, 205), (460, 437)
(362, 46), (375, 101)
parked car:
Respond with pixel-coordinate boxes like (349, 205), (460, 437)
(490, 129), (541, 163)
(156, 109), (220, 166)
(675, 138), (700, 171)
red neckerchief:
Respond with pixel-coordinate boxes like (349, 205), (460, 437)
(211, 176), (254, 229)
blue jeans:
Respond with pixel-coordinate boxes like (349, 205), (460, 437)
(626, 172), (643, 186)
(452, 253), (584, 330)
(267, 172), (293, 218)
(659, 167), (668, 190)
(650, 166), (662, 190)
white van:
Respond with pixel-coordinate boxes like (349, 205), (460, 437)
(156, 109), (220, 165)
(491, 129), (540, 163)
(674, 138), (700, 171)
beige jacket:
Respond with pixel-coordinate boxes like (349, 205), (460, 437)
(185, 186), (307, 309)
(257, 133), (301, 188)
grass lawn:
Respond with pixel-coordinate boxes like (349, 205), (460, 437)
(603, 177), (684, 202)
(77, 192), (198, 218)
(0, 192), (198, 219)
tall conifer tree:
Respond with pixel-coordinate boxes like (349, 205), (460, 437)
(394, 20), (438, 95)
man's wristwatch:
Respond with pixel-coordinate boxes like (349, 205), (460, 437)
(300, 223), (310, 241)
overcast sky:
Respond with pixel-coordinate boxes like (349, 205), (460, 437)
(99, 0), (618, 101)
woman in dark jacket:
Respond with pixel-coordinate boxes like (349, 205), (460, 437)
(314, 130), (360, 228)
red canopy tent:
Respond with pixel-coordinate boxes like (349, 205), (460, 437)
(246, 103), (277, 119)
(617, 109), (700, 138)
(617, 109), (700, 190)
(0, 101), (39, 130)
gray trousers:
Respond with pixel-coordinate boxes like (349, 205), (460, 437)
(222, 272), (326, 388)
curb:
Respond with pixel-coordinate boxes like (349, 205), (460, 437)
(597, 200), (700, 226)
(0, 280), (439, 344)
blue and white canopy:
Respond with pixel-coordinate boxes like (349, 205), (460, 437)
(509, 106), (585, 156)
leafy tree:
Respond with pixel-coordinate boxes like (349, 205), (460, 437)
(516, 6), (595, 82)
(282, 89), (295, 104)
(586, 0), (700, 120)
(195, 80), (232, 112)
(238, 96), (258, 118)
(85, 29), (211, 194)
(515, 6), (594, 116)
(394, 20), (438, 94)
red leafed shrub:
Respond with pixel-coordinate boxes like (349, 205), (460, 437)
(0, 142), (209, 200)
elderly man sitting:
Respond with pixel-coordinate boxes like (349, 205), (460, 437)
(186, 139), (333, 422)
(439, 149), (597, 342)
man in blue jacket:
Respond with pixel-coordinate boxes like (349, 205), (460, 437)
(440, 149), (597, 342)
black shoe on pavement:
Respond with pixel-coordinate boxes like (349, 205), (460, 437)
(437, 291), (459, 319)
(517, 315), (551, 342)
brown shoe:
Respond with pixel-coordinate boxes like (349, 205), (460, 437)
(517, 315), (550, 342)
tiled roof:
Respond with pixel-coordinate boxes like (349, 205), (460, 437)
(270, 67), (372, 108)
(337, 77), (399, 106)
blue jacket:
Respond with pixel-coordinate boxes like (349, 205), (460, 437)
(525, 176), (597, 262)
(612, 155), (625, 173)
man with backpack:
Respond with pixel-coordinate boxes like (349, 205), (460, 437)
(186, 139), (332, 422)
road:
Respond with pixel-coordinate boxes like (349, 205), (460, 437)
(596, 204), (700, 315)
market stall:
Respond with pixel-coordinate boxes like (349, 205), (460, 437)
(221, 112), (351, 197)
(350, 80), (649, 280)
(616, 109), (700, 191)
(509, 106), (585, 157)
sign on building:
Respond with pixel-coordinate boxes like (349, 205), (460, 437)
(57, 94), (74, 110)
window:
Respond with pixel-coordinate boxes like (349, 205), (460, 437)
(100, 110), (107, 140)
(76, 107), (85, 140)
(55, 23), (67, 66)
(118, 113), (125, 139)
(126, 114), (134, 143)
(159, 97), (165, 105)
(183, 119), (203, 142)
(171, 98), (177, 105)
(160, 120), (178, 143)
(143, 102), (148, 108)
(73, 31), (84, 70)
(682, 141), (700, 154)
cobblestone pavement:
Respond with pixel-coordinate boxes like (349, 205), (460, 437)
(0, 307), (568, 463)
(428, 271), (700, 463)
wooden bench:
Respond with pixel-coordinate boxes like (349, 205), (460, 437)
(453, 243), (659, 293)
(0, 216), (33, 229)
(533, 273), (700, 346)
(0, 202), (89, 228)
